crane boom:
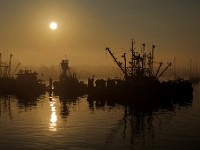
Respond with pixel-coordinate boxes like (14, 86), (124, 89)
(157, 63), (171, 79)
(105, 47), (126, 75)
(11, 62), (20, 77)
(155, 62), (163, 77)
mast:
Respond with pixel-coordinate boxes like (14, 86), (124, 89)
(122, 53), (127, 80)
(130, 39), (134, 75)
(142, 43), (145, 74)
(8, 54), (13, 78)
(151, 45), (155, 75)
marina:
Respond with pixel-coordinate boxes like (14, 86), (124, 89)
(0, 1), (199, 149)
(0, 40), (194, 106)
(0, 44), (196, 150)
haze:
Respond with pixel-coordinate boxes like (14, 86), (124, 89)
(0, 0), (199, 79)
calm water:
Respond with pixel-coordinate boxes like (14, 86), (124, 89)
(0, 84), (200, 150)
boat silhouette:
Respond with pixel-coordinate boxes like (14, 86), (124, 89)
(14, 69), (46, 97)
(88, 39), (193, 100)
(53, 59), (87, 98)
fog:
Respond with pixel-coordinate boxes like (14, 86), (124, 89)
(0, 0), (199, 81)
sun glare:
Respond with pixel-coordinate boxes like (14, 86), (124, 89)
(49, 21), (58, 30)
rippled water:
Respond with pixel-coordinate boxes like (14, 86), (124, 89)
(0, 84), (200, 150)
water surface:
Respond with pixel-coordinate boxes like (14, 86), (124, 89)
(0, 85), (200, 150)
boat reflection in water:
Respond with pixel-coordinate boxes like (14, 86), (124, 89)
(87, 91), (193, 146)
(0, 86), (197, 149)
(49, 88), (81, 121)
(0, 95), (14, 121)
(16, 95), (40, 109)
(49, 89), (78, 132)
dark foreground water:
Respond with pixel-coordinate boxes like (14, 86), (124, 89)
(0, 84), (200, 150)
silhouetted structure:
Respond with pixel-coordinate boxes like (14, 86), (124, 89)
(53, 58), (87, 98)
(14, 69), (46, 97)
(0, 53), (16, 94)
(0, 53), (45, 97)
(88, 39), (193, 100)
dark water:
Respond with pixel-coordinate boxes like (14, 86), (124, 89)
(0, 85), (200, 150)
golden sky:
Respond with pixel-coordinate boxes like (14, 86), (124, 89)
(0, 0), (199, 70)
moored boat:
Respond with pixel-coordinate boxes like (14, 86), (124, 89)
(88, 39), (193, 101)
(14, 69), (46, 96)
(53, 59), (87, 98)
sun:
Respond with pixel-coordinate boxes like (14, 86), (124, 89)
(49, 21), (58, 30)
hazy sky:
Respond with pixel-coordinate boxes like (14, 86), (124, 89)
(0, 0), (199, 69)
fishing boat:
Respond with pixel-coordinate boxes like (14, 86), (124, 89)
(0, 53), (46, 96)
(14, 69), (46, 97)
(53, 59), (87, 97)
(88, 39), (193, 100)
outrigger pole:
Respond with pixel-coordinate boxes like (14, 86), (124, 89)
(105, 47), (126, 76)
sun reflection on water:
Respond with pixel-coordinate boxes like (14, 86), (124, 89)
(49, 96), (57, 131)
